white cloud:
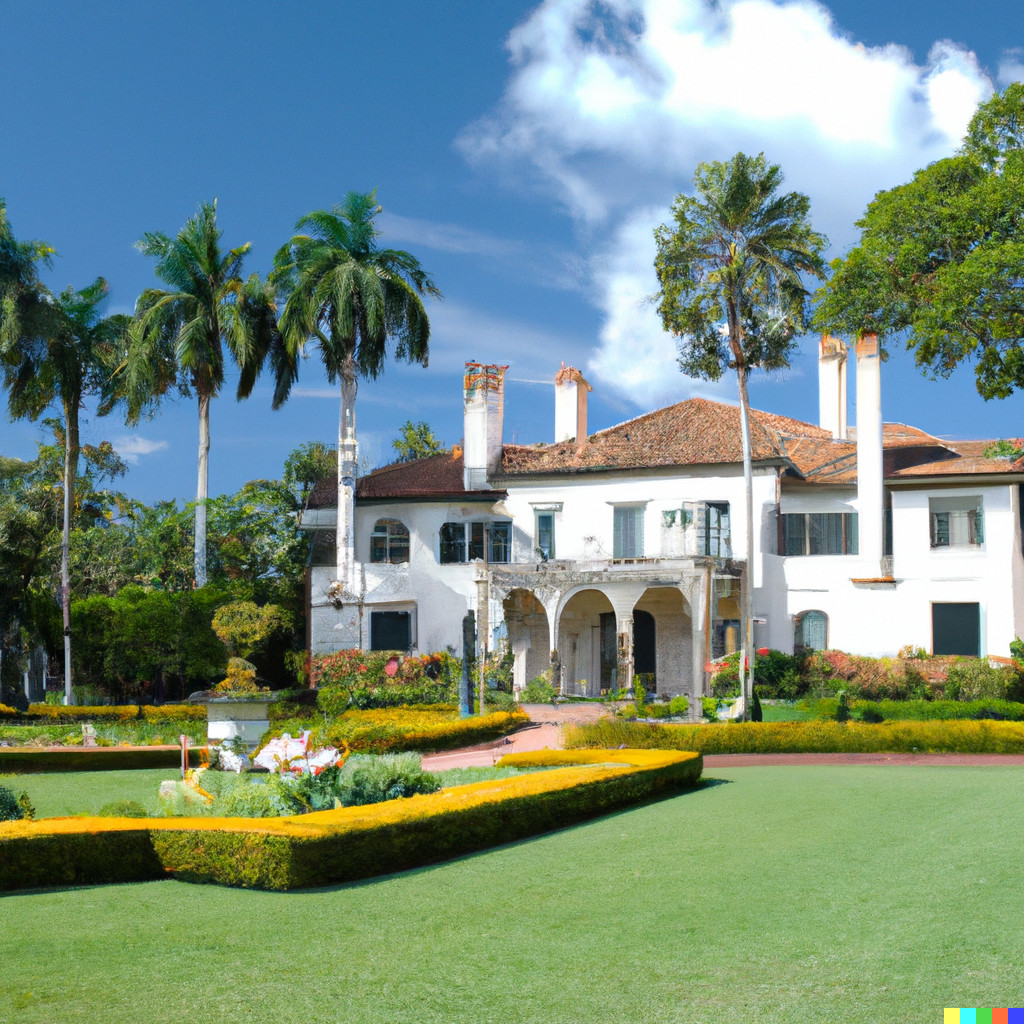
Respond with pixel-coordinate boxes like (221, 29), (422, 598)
(112, 436), (169, 464)
(998, 51), (1024, 86)
(459, 0), (1001, 405)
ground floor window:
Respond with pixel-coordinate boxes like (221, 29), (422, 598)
(932, 602), (980, 657)
(794, 610), (828, 651)
(370, 611), (412, 651)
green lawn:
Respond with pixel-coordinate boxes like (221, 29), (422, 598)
(1, 769), (172, 817)
(760, 701), (812, 722)
(1, 765), (1021, 1023)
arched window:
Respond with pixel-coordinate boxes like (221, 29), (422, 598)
(370, 519), (410, 564)
(795, 610), (828, 651)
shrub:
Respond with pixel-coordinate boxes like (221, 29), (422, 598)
(98, 800), (149, 818)
(669, 696), (689, 717)
(520, 677), (558, 703)
(943, 660), (1019, 702)
(219, 775), (308, 818)
(0, 785), (28, 822)
(335, 753), (441, 807)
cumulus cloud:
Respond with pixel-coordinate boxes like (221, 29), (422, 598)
(112, 436), (168, 464)
(458, 0), (1000, 405)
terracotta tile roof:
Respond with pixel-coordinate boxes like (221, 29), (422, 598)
(304, 401), (1021, 506)
(497, 398), (826, 477)
(306, 451), (501, 508)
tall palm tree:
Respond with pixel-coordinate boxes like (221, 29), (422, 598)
(125, 200), (282, 587)
(654, 153), (826, 718)
(273, 191), (440, 590)
(2, 270), (129, 704)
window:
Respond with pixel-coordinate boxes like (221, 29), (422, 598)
(370, 519), (409, 563)
(699, 502), (730, 557)
(439, 521), (511, 563)
(930, 496), (983, 548)
(535, 511), (555, 560)
(370, 611), (411, 651)
(613, 506), (644, 558)
(795, 610), (828, 651)
(780, 512), (858, 555)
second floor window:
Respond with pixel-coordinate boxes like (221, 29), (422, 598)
(613, 506), (644, 558)
(370, 519), (410, 563)
(781, 512), (859, 555)
(930, 496), (983, 548)
(439, 521), (511, 563)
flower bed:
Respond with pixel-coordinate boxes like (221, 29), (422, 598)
(564, 718), (1024, 754)
(0, 704), (205, 723)
(0, 748), (702, 891)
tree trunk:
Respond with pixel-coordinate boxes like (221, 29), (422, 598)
(195, 391), (210, 588)
(736, 363), (755, 722)
(336, 361), (359, 588)
(62, 399), (78, 706)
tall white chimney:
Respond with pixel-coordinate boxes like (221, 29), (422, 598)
(554, 363), (592, 444)
(463, 362), (507, 490)
(855, 334), (884, 569)
(818, 335), (848, 439)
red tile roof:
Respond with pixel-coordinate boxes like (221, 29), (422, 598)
(305, 399), (1021, 507)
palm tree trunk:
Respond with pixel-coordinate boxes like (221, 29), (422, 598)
(195, 392), (210, 588)
(336, 360), (359, 589)
(62, 400), (78, 706)
(736, 362), (755, 722)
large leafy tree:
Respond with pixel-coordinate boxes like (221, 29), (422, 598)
(273, 191), (440, 589)
(392, 419), (445, 462)
(653, 152), (826, 718)
(124, 200), (283, 587)
(815, 84), (1024, 400)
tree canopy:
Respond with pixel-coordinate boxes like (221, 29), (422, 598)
(392, 419), (445, 462)
(815, 84), (1024, 400)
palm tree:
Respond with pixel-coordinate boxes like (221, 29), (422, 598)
(653, 153), (826, 718)
(273, 191), (440, 590)
(125, 200), (282, 587)
(2, 271), (130, 704)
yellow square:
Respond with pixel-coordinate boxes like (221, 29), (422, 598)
(945, 1011), (961, 1024)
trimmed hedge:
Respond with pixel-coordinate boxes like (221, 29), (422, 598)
(0, 746), (206, 774)
(0, 748), (702, 891)
(265, 708), (529, 755)
(0, 704), (205, 723)
(563, 718), (1024, 754)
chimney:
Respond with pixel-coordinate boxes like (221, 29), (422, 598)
(818, 335), (848, 439)
(855, 334), (884, 568)
(554, 363), (592, 444)
(463, 362), (507, 490)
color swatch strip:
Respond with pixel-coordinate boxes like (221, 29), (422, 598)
(944, 1010), (1024, 1023)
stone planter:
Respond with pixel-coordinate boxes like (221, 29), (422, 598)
(188, 693), (282, 748)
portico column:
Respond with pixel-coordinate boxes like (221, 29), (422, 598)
(688, 573), (708, 723)
(617, 615), (634, 693)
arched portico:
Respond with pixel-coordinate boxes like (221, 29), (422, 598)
(502, 588), (552, 693)
(633, 586), (692, 695)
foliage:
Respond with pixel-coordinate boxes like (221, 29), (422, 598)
(282, 441), (335, 505)
(212, 600), (291, 660)
(392, 419), (445, 462)
(816, 84), (1024, 400)
(313, 650), (457, 712)
(519, 676), (558, 703)
(711, 648), (805, 699)
(97, 800), (148, 818)
(333, 752), (441, 807)
(212, 658), (267, 695)
(71, 585), (229, 703)
(565, 717), (1024, 754)
(0, 784), (30, 822)
(809, 697), (1024, 723)
(121, 199), (285, 587)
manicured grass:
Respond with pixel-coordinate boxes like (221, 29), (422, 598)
(1, 764), (1021, 1022)
(760, 702), (812, 722)
(2, 769), (173, 818)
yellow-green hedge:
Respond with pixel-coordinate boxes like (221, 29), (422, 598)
(1, 704), (205, 723)
(0, 748), (702, 892)
(564, 717), (1024, 754)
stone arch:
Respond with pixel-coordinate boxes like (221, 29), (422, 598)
(633, 586), (692, 697)
(502, 588), (552, 694)
(557, 588), (617, 697)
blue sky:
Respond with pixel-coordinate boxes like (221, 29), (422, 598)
(2, 0), (1022, 504)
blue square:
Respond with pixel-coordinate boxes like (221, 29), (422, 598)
(1006, 1010), (1024, 1023)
